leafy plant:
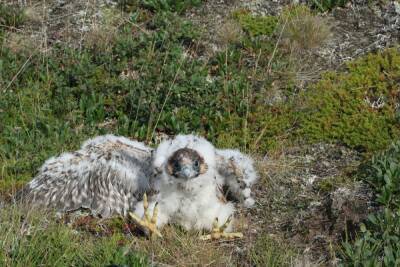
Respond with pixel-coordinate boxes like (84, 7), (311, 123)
(141, 0), (202, 14)
(232, 9), (278, 37)
(362, 141), (400, 208)
(341, 141), (400, 266)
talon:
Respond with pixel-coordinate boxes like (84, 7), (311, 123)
(220, 215), (232, 232)
(199, 216), (243, 241)
(212, 217), (219, 229)
(143, 193), (150, 221)
(151, 202), (159, 225)
(129, 193), (163, 238)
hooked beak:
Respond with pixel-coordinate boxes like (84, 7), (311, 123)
(181, 167), (193, 179)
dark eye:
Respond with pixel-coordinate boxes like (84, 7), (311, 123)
(174, 162), (181, 171)
(194, 160), (200, 168)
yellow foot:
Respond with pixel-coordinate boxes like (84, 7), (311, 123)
(129, 193), (163, 238)
(199, 215), (243, 241)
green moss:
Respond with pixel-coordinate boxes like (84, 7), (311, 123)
(315, 176), (351, 193)
(317, 179), (335, 193)
(232, 9), (278, 37)
(298, 47), (400, 152)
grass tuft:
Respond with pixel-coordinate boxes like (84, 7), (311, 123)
(0, 207), (148, 267)
(280, 5), (331, 53)
(310, 0), (349, 12)
(0, 4), (25, 29)
(250, 234), (297, 266)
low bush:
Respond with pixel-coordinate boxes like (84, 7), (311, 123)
(298, 47), (400, 152)
(232, 9), (278, 37)
(118, 0), (202, 13)
(341, 141), (400, 266)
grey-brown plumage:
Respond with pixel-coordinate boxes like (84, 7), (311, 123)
(22, 135), (153, 217)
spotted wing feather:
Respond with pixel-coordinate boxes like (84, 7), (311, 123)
(23, 135), (153, 217)
(215, 149), (258, 207)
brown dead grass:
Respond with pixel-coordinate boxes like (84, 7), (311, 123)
(3, 32), (38, 55)
(217, 20), (244, 47)
(84, 8), (124, 52)
(281, 5), (331, 53)
(277, 5), (332, 88)
(130, 226), (233, 266)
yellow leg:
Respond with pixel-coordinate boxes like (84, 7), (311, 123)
(129, 193), (163, 238)
(199, 215), (243, 241)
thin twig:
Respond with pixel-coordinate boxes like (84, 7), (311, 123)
(5, 53), (35, 91)
(150, 57), (185, 142)
(244, 49), (262, 153)
(267, 16), (289, 74)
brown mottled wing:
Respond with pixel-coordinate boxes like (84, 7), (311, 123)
(22, 135), (153, 217)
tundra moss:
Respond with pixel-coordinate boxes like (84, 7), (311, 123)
(298, 47), (400, 152)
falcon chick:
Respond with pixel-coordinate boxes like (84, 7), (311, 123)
(21, 134), (258, 237)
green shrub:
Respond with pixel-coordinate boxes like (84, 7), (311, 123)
(310, 0), (349, 12)
(361, 141), (400, 207)
(141, 0), (202, 13)
(298, 48), (400, 152)
(341, 141), (400, 266)
(118, 0), (202, 13)
(232, 10), (278, 37)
